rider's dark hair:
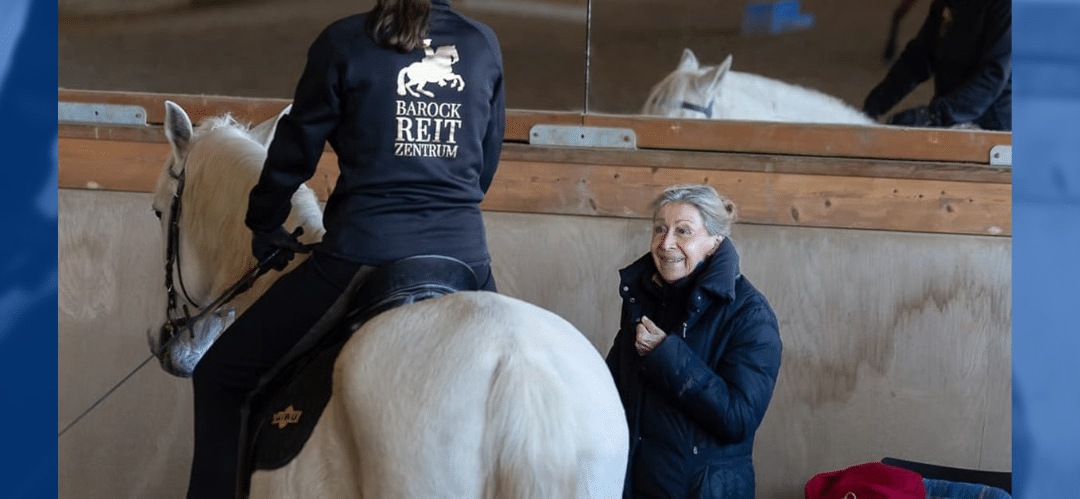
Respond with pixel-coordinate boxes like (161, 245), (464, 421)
(365, 0), (432, 52)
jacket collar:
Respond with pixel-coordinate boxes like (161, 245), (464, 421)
(620, 237), (740, 302)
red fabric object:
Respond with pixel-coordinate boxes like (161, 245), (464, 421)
(805, 462), (926, 499)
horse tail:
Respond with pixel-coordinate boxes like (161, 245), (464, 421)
(483, 347), (580, 499)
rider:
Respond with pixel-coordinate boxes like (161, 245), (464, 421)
(185, 0), (505, 496)
(862, 0), (1011, 130)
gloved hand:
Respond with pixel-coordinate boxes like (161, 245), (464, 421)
(888, 106), (937, 127)
(861, 87), (890, 120)
(251, 226), (311, 271)
(635, 315), (668, 356)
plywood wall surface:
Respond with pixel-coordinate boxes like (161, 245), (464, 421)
(58, 189), (1010, 499)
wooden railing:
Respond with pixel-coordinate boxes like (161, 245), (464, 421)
(58, 89), (1012, 236)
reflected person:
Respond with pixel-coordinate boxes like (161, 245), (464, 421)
(606, 184), (783, 498)
(863, 0), (1011, 130)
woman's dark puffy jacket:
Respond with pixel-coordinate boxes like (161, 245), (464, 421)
(606, 238), (782, 499)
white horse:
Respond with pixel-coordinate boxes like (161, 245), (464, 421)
(642, 48), (876, 125)
(149, 101), (628, 498)
(397, 43), (465, 98)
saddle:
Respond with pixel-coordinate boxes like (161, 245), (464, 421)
(234, 255), (479, 498)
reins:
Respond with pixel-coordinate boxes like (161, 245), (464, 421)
(156, 165), (277, 357)
(63, 134), (284, 437)
(62, 244), (280, 437)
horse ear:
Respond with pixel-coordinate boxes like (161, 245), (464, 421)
(678, 48), (700, 72)
(718, 54), (734, 75)
(705, 55), (734, 91)
(250, 104), (291, 148)
(164, 100), (193, 160)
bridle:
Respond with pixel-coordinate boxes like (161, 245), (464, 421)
(155, 163), (276, 358)
(163, 166), (200, 316)
(679, 99), (714, 118)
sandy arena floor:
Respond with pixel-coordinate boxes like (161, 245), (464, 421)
(59, 0), (935, 117)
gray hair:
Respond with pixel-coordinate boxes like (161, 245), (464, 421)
(650, 184), (738, 236)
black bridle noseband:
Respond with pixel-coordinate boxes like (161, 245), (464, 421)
(680, 99), (715, 118)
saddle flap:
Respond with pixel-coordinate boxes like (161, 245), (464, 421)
(235, 255), (480, 497)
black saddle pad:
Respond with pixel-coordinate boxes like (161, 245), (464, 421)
(234, 255), (479, 497)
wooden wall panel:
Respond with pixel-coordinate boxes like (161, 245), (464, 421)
(58, 130), (1011, 237)
(61, 89), (1011, 163)
(59, 89), (581, 143)
(585, 113), (1012, 164)
(58, 191), (1011, 499)
(485, 159), (1010, 235)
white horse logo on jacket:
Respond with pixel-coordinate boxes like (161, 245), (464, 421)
(397, 40), (464, 98)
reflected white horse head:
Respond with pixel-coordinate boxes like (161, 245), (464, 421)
(643, 48), (875, 125)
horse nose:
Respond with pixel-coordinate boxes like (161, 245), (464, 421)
(147, 326), (164, 356)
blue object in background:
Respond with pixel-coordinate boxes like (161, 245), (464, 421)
(741, 0), (815, 34)
(923, 478), (1011, 499)
(1012, 0), (1080, 497)
(0, 0), (58, 497)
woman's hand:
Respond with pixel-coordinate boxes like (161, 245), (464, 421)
(635, 316), (668, 356)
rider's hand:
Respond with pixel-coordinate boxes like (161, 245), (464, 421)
(251, 226), (310, 271)
(888, 106), (937, 127)
(635, 316), (668, 356)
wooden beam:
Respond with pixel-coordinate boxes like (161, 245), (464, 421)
(58, 135), (1010, 236)
(57, 126), (1010, 186)
(60, 89), (1011, 163)
(500, 144), (1010, 184)
(58, 89), (581, 143)
(584, 113), (1012, 164)
(58, 137), (341, 201)
(57, 90), (1011, 236)
(59, 89), (293, 129)
(484, 160), (1009, 236)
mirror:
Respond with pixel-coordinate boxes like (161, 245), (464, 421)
(58, 0), (589, 112)
(584, 0), (937, 125)
(58, 0), (1007, 128)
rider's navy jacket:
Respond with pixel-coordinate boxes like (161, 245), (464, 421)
(863, 0), (1011, 130)
(246, 0), (504, 267)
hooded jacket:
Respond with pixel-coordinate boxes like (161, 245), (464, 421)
(863, 0), (1011, 130)
(606, 238), (782, 499)
(246, 0), (505, 267)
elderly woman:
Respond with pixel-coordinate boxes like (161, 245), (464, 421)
(606, 184), (782, 499)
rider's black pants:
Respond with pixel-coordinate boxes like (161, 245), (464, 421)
(185, 251), (495, 498)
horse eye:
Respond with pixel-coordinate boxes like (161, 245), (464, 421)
(153, 208), (163, 219)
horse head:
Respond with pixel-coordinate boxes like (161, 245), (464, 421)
(642, 49), (731, 119)
(148, 100), (321, 377)
(645, 49), (875, 125)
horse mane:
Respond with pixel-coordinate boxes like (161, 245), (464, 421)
(642, 69), (693, 116)
(180, 114), (324, 291)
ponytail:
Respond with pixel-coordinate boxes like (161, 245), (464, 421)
(365, 0), (432, 52)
